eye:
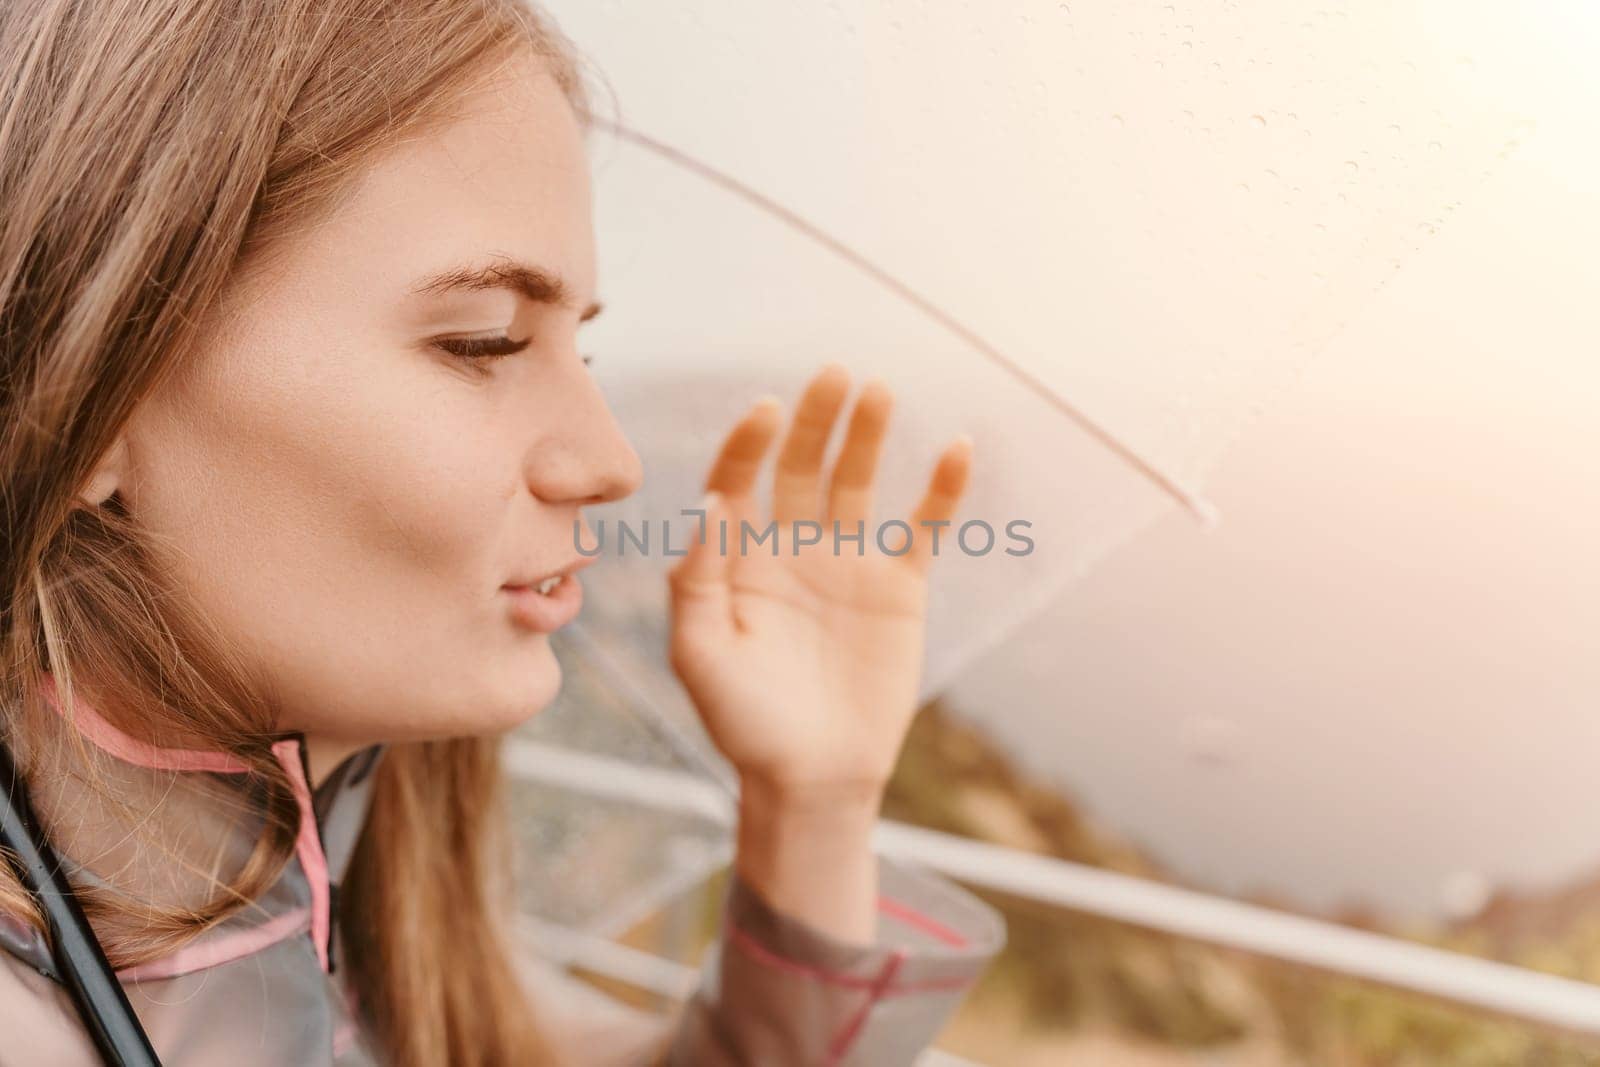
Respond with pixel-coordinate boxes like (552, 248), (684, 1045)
(433, 334), (531, 361)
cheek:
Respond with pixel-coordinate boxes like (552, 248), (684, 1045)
(294, 422), (553, 733)
(342, 424), (508, 586)
(136, 377), (549, 744)
(330, 469), (563, 746)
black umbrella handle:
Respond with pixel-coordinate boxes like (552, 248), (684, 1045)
(0, 738), (162, 1066)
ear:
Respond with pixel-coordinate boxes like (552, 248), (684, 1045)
(75, 435), (131, 510)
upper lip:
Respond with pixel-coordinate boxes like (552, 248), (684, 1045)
(502, 555), (597, 589)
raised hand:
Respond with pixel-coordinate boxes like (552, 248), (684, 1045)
(666, 361), (973, 804)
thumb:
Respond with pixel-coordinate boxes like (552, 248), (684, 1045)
(668, 489), (734, 641)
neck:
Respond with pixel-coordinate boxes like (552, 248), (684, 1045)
(301, 734), (372, 790)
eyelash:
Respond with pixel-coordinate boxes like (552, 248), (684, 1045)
(434, 335), (594, 366)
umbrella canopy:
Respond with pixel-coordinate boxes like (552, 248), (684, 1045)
(945, 65), (1600, 919)
(511, 0), (1538, 928)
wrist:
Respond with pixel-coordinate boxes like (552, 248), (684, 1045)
(733, 775), (884, 945)
(736, 771), (887, 821)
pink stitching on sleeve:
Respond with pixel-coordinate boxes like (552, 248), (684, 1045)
(825, 949), (906, 1066)
(877, 895), (969, 948)
(726, 923), (879, 989)
(726, 921), (973, 997)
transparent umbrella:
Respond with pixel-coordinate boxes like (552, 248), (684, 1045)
(510, 0), (1529, 935)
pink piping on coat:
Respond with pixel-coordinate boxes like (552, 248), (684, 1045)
(825, 949), (907, 1066)
(37, 673), (333, 975)
(875, 894), (969, 947)
(39, 673), (251, 775)
(272, 738), (332, 973)
(724, 925), (971, 996)
(724, 890), (979, 1064)
(115, 906), (313, 983)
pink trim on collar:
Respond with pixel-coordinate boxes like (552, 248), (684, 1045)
(39, 672), (251, 775)
(34, 673), (337, 978)
(273, 738), (332, 974)
(115, 906), (312, 983)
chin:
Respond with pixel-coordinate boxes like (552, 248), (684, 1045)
(471, 643), (563, 734)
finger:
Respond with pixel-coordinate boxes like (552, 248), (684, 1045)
(703, 396), (785, 502)
(826, 377), (893, 533)
(668, 489), (735, 647)
(901, 434), (974, 575)
(772, 363), (851, 527)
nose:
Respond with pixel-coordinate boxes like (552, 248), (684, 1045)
(521, 361), (644, 507)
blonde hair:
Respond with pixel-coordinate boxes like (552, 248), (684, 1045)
(0, 1), (597, 1062)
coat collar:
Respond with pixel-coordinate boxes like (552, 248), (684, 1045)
(1, 674), (386, 983)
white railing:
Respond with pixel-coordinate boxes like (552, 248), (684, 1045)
(504, 737), (1600, 1044)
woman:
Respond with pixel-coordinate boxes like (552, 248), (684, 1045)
(0, 1), (1005, 1064)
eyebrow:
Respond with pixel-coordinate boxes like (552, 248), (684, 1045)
(409, 256), (604, 322)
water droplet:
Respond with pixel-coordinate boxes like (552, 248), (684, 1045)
(1342, 160), (1359, 173)
(1427, 140), (1442, 152)
(1182, 715), (1239, 767)
(1439, 871), (1491, 921)
(1248, 113), (1266, 128)
(1110, 112), (1125, 127)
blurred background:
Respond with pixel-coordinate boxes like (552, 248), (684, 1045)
(503, 2), (1600, 1062)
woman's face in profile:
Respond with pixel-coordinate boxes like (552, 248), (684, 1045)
(102, 50), (643, 763)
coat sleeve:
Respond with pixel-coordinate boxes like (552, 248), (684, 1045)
(662, 852), (1006, 1066)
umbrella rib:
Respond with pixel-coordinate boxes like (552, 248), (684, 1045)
(557, 620), (742, 799)
(590, 118), (1217, 525)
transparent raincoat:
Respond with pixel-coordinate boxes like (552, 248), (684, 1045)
(0, 676), (1004, 1065)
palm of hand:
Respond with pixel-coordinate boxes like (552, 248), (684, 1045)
(667, 363), (973, 795)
